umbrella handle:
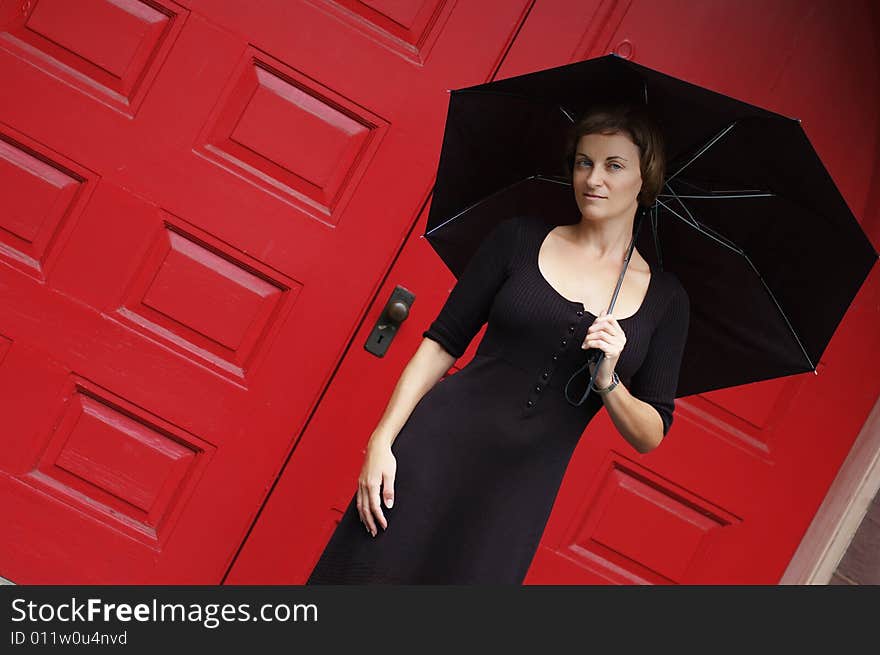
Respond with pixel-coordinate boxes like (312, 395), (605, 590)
(564, 209), (646, 406)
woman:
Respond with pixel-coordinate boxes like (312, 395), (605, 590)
(306, 104), (690, 584)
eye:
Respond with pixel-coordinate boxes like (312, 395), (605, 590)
(609, 162), (623, 170)
(576, 160), (592, 167)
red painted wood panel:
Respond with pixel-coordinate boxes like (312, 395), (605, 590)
(0, 0), (532, 583)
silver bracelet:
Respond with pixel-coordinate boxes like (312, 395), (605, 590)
(590, 371), (620, 394)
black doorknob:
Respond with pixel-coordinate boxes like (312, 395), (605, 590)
(388, 301), (409, 322)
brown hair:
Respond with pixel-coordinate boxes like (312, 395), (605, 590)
(563, 103), (666, 207)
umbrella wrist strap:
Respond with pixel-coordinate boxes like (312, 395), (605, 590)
(565, 350), (606, 405)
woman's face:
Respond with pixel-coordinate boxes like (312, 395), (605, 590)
(572, 131), (643, 223)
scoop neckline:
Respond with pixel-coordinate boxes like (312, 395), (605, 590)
(535, 220), (654, 321)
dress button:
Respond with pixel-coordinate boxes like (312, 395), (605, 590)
(561, 339), (567, 346)
(535, 385), (542, 392)
(526, 400), (534, 407)
(552, 354), (558, 361)
(542, 372), (548, 380)
(576, 310), (584, 317)
(568, 325), (575, 332)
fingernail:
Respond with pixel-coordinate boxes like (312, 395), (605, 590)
(386, 498), (393, 508)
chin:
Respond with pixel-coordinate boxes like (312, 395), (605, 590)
(578, 206), (605, 220)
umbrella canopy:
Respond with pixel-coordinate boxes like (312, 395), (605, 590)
(424, 53), (878, 398)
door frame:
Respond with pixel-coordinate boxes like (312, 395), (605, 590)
(781, 394), (880, 584)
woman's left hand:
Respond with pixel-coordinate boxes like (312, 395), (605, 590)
(582, 313), (626, 386)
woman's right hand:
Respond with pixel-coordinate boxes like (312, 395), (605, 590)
(357, 441), (396, 537)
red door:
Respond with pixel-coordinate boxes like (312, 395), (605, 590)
(0, 0), (532, 583)
(231, 0), (880, 584)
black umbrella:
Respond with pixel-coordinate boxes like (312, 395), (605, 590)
(422, 53), (878, 402)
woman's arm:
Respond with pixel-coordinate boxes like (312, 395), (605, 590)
(587, 280), (690, 454)
(358, 338), (455, 536)
(366, 337), (456, 451)
(359, 218), (517, 535)
(598, 384), (664, 454)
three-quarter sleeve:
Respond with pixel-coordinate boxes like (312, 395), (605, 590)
(628, 279), (690, 437)
(422, 216), (519, 358)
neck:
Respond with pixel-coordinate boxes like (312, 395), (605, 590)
(571, 208), (639, 264)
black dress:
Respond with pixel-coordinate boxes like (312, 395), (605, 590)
(306, 214), (690, 584)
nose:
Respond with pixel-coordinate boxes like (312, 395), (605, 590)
(586, 166), (605, 191)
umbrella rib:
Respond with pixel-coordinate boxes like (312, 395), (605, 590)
(656, 197), (817, 373)
(660, 176), (775, 200)
(740, 251), (817, 371)
(664, 183), (777, 259)
(534, 173), (571, 186)
(670, 177), (773, 197)
(667, 122), (738, 183)
(658, 192), (775, 199)
(668, 171), (846, 233)
(669, 177), (714, 194)
(649, 204), (663, 271)
(656, 198), (739, 253)
(663, 185), (749, 254)
(424, 174), (568, 236)
(559, 106), (576, 123)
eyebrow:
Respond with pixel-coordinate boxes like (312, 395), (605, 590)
(576, 152), (628, 161)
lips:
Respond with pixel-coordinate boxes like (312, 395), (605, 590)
(584, 194), (605, 199)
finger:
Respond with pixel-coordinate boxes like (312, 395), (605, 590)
(369, 482), (387, 533)
(362, 482), (378, 536)
(584, 337), (612, 350)
(356, 486), (369, 534)
(382, 471), (395, 509)
(588, 323), (625, 340)
(587, 326), (614, 339)
(599, 315), (622, 332)
(359, 485), (374, 535)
